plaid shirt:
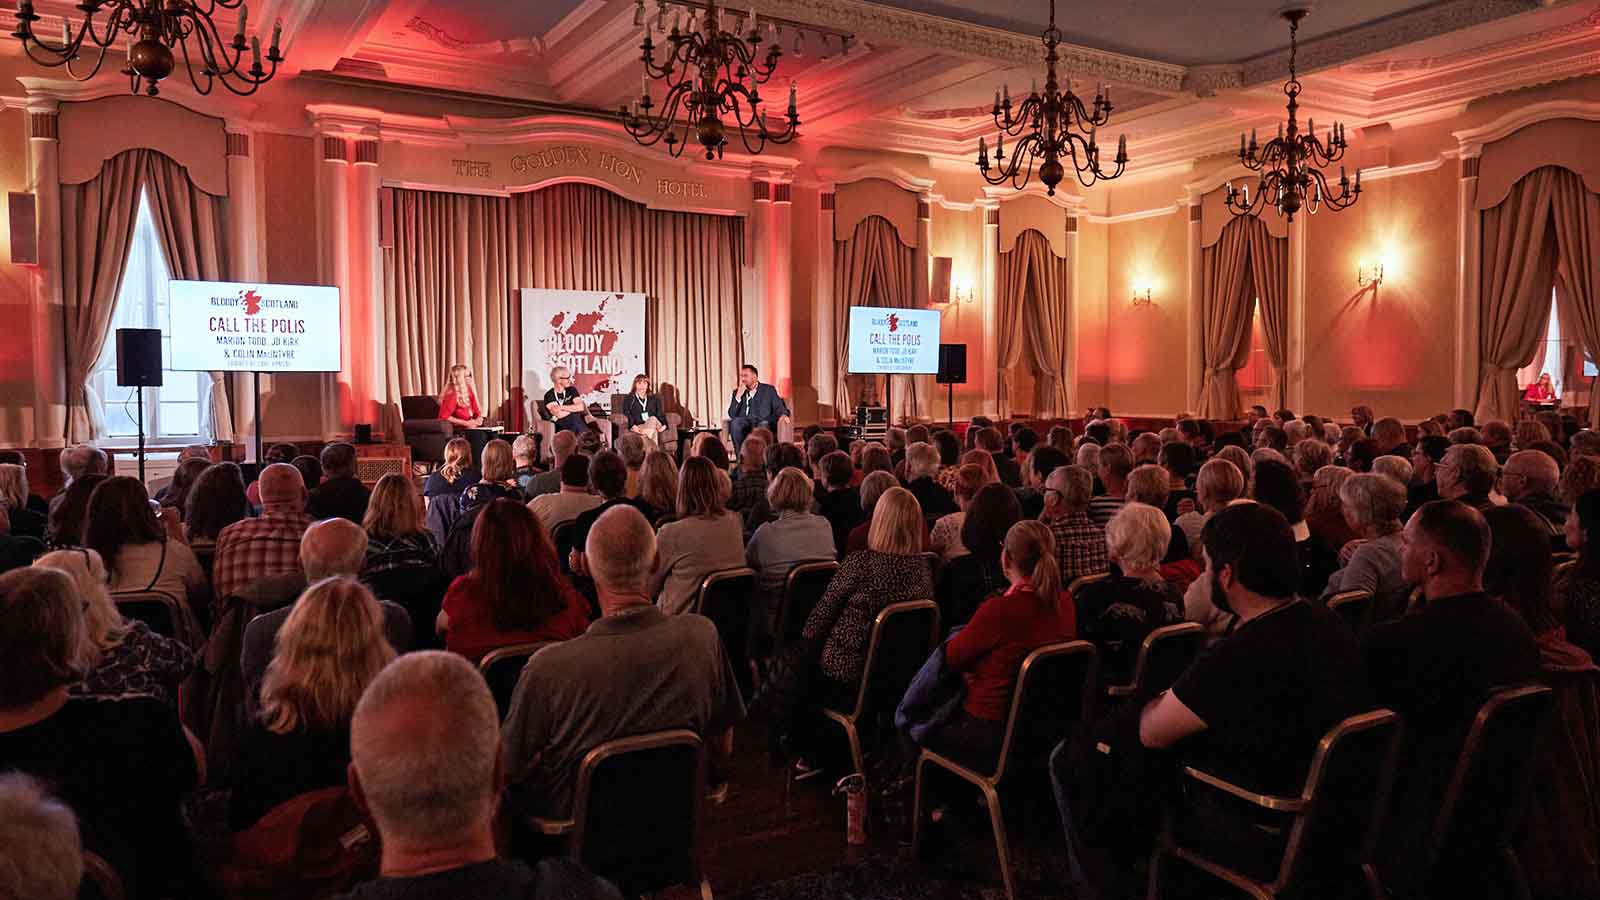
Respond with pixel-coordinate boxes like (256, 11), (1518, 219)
(1047, 510), (1109, 586)
(212, 505), (313, 600)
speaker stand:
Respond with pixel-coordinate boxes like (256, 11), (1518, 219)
(252, 371), (263, 465)
(947, 381), (954, 429)
(135, 385), (146, 483)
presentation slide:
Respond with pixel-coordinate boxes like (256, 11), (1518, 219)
(167, 281), (342, 372)
(847, 306), (941, 374)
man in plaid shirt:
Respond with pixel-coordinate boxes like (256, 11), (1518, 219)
(1042, 464), (1108, 587)
(213, 463), (314, 600)
(729, 435), (771, 535)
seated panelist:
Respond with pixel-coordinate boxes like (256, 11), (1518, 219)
(621, 373), (666, 442)
(543, 366), (597, 436)
(438, 363), (483, 429)
(727, 364), (788, 450)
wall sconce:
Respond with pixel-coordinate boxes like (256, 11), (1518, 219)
(1358, 260), (1385, 289)
(931, 256), (976, 306)
(950, 276), (975, 306)
(1130, 279), (1155, 308)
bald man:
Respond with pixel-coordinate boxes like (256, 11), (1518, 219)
(1502, 449), (1568, 541)
(239, 519), (412, 716)
(213, 463), (313, 599)
(502, 506), (744, 820)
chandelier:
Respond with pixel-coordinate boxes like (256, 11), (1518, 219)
(1224, 6), (1359, 221)
(9, 0), (284, 97)
(976, 0), (1127, 196)
(620, 0), (806, 160)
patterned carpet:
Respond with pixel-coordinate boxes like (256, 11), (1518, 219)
(728, 838), (1080, 900)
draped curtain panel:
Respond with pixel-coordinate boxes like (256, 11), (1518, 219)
(142, 152), (233, 442)
(1196, 217), (1262, 418)
(383, 182), (742, 431)
(997, 229), (1073, 419)
(1474, 167), (1562, 423)
(832, 215), (916, 415)
(1549, 169), (1600, 423)
(1246, 222), (1291, 411)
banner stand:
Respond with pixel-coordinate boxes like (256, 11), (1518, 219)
(253, 371), (263, 465)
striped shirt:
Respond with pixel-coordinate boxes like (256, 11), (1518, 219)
(1088, 494), (1125, 529)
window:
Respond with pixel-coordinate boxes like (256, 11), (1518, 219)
(89, 191), (207, 441)
(1238, 301), (1271, 395)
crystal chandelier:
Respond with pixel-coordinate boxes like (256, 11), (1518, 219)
(9, 0), (284, 97)
(620, 0), (802, 160)
(1224, 6), (1359, 221)
(976, 0), (1127, 196)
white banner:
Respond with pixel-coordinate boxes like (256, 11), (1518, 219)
(167, 280), (342, 372)
(520, 289), (647, 412)
(847, 306), (942, 375)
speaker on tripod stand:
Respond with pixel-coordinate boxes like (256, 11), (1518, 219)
(116, 328), (163, 482)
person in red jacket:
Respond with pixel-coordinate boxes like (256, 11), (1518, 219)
(438, 364), (483, 429)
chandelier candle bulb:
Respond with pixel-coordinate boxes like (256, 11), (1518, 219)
(250, 35), (261, 72)
(1117, 134), (1126, 161)
(270, 21), (281, 55)
(788, 80), (796, 113)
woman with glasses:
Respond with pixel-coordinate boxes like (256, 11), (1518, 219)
(542, 366), (597, 436)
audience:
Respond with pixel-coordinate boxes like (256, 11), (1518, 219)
(361, 473), (439, 576)
(904, 442), (957, 519)
(1252, 459), (1336, 596)
(0, 463), (45, 539)
(1090, 444), (1133, 527)
(292, 453), (324, 492)
(815, 450), (863, 559)
(933, 430), (963, 491)
(439, 499), (588, 663)
(1560, 489), (1600, 661)
(1071, 503), (1182, 683)
(1502, 449), (1566, 541)
(215, 463), (314, 601)
(1156, 443), (1198, 520)
(747, 467), (837, 641)
(845, 470), (904, 554)
(728, 434), (771, 534)
(423, 437), (479, 506)
(245, 442), (299, 507)
(1304, 464), (1359, 555)
(502, 506), (744, 819)
(1173, 458), (1245, 555)
(934, 483), (1022, 627)
(42, 471), (106, 550)
(0, 505), (42, 572)
(1321, 473), (1411, 620)
(160, 457), (211, 523)
(1409, 434), (1450, 510)
(457, 439), (523, 515)
(231, 576), (396, 830)
(1041, 465), (1109, 586)
(638, 449), (680, 523)
(565, 450), (652, 575)
(653, 457), (747, 615)
(49, 444), (108, 516)
(525, 431), (577, 500)
(184, 461), (249, 552)
(1436, 442), (1499, 511)
(342, 651), (619, 899)
(84, 476), (207, 639)
(1124, 465), (1190, 562)
(975, 427), (1022, 487)
(527, 453), (601, 533)
(0, 773), (82, 900)
(929, 463), (984, 561)
(511, 433), (541, 497)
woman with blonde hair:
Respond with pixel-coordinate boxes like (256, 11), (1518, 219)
(438, 363), (483, 429)
(1071, 502), (1181, 682)
(930, 463), (986, 561)
(362, 473), (438, 577)
(747, 467), (837, 638)
(457, 439), (521, 514)
(1323, 473), (1410, 619)
(959, 448), (999, 486)
(652, 457), (747, 615)
(35, 549), (193, 706)
(423, 437), (478, 506)
(0, 463), (44, 539)
(638, 450), (680, 523)
(230, 576), (395, 830)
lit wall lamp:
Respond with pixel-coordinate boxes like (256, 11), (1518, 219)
(1358, 260), (1385, 289)
(1131, 279), (1156, 308)
(932, 256), (976, 306)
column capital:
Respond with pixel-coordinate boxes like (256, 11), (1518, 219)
(353, 139), (380, 167)
(26, 109), (58, 142)
(1459, 156), (1481, 179)
(321, 135), (349, 164)
(225, 131), (251, 159)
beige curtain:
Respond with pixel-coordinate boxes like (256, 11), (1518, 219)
(997, 229), (1073, 418)
(832, 215), (915, 415)
(1475, 167), (1562, 423)
(143, 153), (233, 442)
(1247, 221), (1290, 411)
(61, 151), (152, 442)
(1196, 217), (1260, 418)
(1550, 168), (1600, 422)
(643, 209), (746, 428)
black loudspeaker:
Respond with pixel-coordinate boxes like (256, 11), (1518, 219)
(115, 328), (163, 387)
(936, 343), (967, 385)
(354, 424), (374, 444)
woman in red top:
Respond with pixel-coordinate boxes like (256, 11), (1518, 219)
(927, 520), (1077, 762)
(437, 498), (589, 664)
(1524, 372), (1557, 404)
(438, 363), (483, 428)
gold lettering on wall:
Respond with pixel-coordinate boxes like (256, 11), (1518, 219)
(452, 159), (493, 178)
(596, 151), (643, 184)
(509, 145), (592, 173)
(656, 178), (707, 199)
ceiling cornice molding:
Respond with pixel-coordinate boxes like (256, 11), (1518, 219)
(981, 183), (1085, 212)
(13, 74), (259, 120)
(1453, 98), (1600, 157)
(815, 163), (936, 193)
(1084, 203), (1181, 225)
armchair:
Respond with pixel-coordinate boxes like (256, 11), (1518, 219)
(527, 394), (612, 463)
(610, 393), (681, 456)
(400, 396), (451, 467)
(721, 398), (795, 450)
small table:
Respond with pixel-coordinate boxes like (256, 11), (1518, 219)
(677, 427), (723, 463)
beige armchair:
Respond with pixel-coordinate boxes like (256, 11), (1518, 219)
(721, 402), (794, 450)
(609, 394), (681, 456)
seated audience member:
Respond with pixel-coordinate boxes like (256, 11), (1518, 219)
(960, 447), (1000, 486)
(1447, 408), (1475, 431)
(361, 473), (439, 576)
(49, 444), (109, 517)
(1502, 449), (1567, 542)
(292, 454), (324, 492)
(424, 438), (479, 506)
(1283, 419), (1310, 447)
(1075, 442), (1102, 474)
(42, 472), (106, 551)
(613, 432), (648, 500)
(1529, 439), (1568, 473)
(846, 471), (908, 554)
(1072, 503), (1182, 683)
(231, 577), (396, 831)
(215, 463), (314, 601)
(525, 431), (577, 501)
(747, 467), (837, 640)
(1304, 465), (1359, 555)
(1449, 426), (1484, 446)
(245, 443), (299, 508)
(1054, 503), (1367, 898)
(935, 483), (1023, 628)
(1214, 445), (1253, 487)
(0, 772), (82, 900)
(1091, 443), (1135, 528)
(1292, 439), (1332, 490)
(1018, 446), (1070, 520)
(691, 431), (732, 471)
(905, 442), (958, 519)
(1481, 419), (1514, 464)
(85, 476), (207, 637)
(1253, 458), (1337, 596)
(918, 521), (1076, 764)
(815, 450), (863, 559)
(1011, 427), (1038, 477)
(974, 427), (1022, 488)
(652, 457), (747, 615)
(1351, 404), (1375, 435)
(0, 505), (43, 573)
(807, 432), (840, 490)
(1363, 500), (1541, 890)
(930, 464), (985, 561)
(1157, 443), (1199, 521)
(158, 457), (210, 524)
(510, 434), (542, 498)
(527, 454), (601, 534)
(36, 549), (193, 706)
(458, 439), (522, 513)
(503, 506), (745, 819)
(1409, 434), (1450, 510)
(340, 651), (620, 900)
(565, 451), (653, 575)
(1563, 455), (1600, 506)
(1174, 459), (1245, 556)
(638, 450), (680, 524)
(1560, 490), (1600, 661)
(1126, 465), (1190, 563)
(1042, 465), (1109, 586)
(1346, 437), (1381, 473)
(1574, 429), (1600, 459)
(241, 518), (413, 713)
(440, 500), (588, 664)
(1321, 473), (1411, 620)
(0, 567), (198, 899)
(1372, 416), (1410, 458)
(1130, 433), (1162, 466)
(933, 430), (963, 491)
(859, 443), (893, 481)
(1370, 454), (1413, 491)
(0, 463), (45, 540)
(729, 434), (772, 534)
(185, 462), (249, 553)
(1436, 442), (1498, 511)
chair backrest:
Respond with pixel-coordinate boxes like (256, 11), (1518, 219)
(550, 520), (577, 564)
(1122, 622), (1204, 699)
(568, 729), (706, 896)
(1555, 557), (1578, 582)
(994, 641), (1100, 783)
(80, 850), (125, 900)
(693, 567), (758, 697)
(919, 550), (941, 580)
(111, 589), (182, 640)
(361, 564), (448, 651)
(1324, 589), (1374, 633)
(478, 642), (550, 719)
(1431, 683), (1555, 859)
(1273, 709), (1403, 893)
(1068, 572), (1109, 596)
(845, 600), (940, 722)
(778, 561), (838, 650)
(400, 395), (440, 420)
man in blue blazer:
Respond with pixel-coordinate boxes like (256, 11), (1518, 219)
(727, 364), (789, 450)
